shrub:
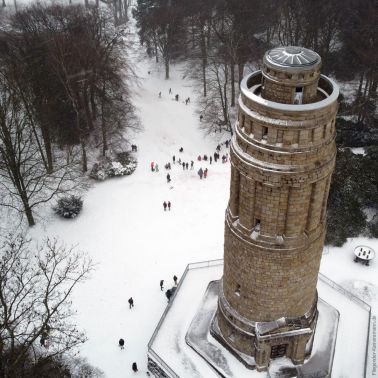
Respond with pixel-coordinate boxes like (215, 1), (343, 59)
(90, 154), (137, 181)
(53, 195), (83, 219)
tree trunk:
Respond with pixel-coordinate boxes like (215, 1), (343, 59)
(200, 26), (207, 97)
(154, 39), (159, 63)
(21, 195), (35, 226)
(90, 86), (97, 120)
(165, 57), (169, 80)
(83, 86), (94, 131)
(41, 124), (54, 174)
(81, 140), (87, 173)
(238, 63), (244, 84)
(101, 99), (108, 157)
(357, 72), (364, 95)
(230, 61), (235, 107)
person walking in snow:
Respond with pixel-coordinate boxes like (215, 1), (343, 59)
(119, 338), (125, 349)
(191, 161), (194, 169)
(167, 173), (171, 183)
(168, 201), (171, 211)
(179, 147), (183, 153)
(163, 201), (167, 211)
(199, 115), (203, 122)
(155, 163), (159, 172)
(216, 144), (221, 152)
(198, 168), (203, 179)
(160, 280), (164, 291)
(225, 139), (230, 148)
(185, 162), (189, 170)
(159, 92), (161, 98)
(203, 154), (208, 161)
(166, 289), (172, 302)
(175, 94), (179, 101)
(210, 156), (212, 164)
(204, 168), (208, 179)
(197, 155), (202, 161)
(173, 275), (178, 285)
(182, 162), (185, 170)
(150, 162), (154, 172)
(132, 362), (138, 372)
(169, 88), (172, 94)
(128, 297), (134, 309)
(173, 155), (175, 164)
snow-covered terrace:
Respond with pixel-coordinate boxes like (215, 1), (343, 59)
(148, 260), (370, 378)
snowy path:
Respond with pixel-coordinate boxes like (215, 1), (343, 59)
(30, 15), (231, 378)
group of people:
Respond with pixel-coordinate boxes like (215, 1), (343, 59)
(164, 275), (178, 302)
(197, 167), (208, 179)
(150, 162), (159, 172)
(163, 201), (172, 211)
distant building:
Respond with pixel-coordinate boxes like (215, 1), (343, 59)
(213, 46), (339, 371)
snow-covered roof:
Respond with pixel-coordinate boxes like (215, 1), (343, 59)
(264, 46), (321, 71)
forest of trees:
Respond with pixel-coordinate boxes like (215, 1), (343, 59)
(0, 3), (138, 227)
(134, 0), (377, 245)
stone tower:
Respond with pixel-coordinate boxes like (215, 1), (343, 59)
(213, 46), (339, 371)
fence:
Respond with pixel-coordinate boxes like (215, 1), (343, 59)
(147, 259), (223, 377)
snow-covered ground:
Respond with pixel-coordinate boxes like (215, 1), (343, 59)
(20, 9), (378, 378)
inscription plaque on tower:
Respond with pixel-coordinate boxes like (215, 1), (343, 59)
(212, 46), (339, 371)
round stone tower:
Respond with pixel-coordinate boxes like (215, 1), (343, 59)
(213, 46), (339, 371)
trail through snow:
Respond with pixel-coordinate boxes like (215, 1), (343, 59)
(30, 12), (231, 378)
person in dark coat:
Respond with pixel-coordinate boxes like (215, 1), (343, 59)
(225, 140), (230, 148)
(182, 162), (185, 170)
(204, 168), (208, 179)
(128, 297), (134, 309)
(168, 201), (171, 211)
(166, 289), (172, 302)
(179, 147), (183, 153)
(185, 162), (189, 170)
(173, 275), (178, 285)
(132, 362), (138, 372)
(163, 201), (167, 211)
(169, 88), (172, 94)
(167, 173), (171, 183)
(160, 280), (164, 291)
(190, 161), (194, 169)
(199, 115), (203, 122)
(175, 94), (179, 101)
(216, 144), (221, 151)
(210, 156), (212, 164)
(198, 168), (203, 179)
(119, 338), (125, 349)
(214, 152), (217, 162)
(203, 154), (208, 161)
(173, 155), (175, 164)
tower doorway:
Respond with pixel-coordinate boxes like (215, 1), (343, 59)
(270, 344), (288, 358)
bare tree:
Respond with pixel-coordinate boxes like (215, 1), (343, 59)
(0, 73), (83, 227)
(0, 234), (94, 378)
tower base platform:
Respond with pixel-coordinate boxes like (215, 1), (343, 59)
(147, 260), (370, 378)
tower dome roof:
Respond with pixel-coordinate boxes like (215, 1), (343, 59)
(264, 46), (321, 72)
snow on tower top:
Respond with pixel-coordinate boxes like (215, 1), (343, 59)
(264, 46), (321, 71)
